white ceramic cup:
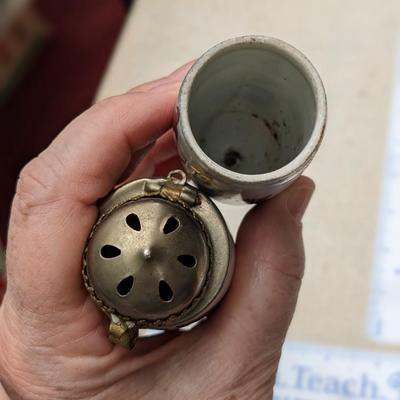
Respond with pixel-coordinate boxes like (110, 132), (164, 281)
(176, 36), (327, 203)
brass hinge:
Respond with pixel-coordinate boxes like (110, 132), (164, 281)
(109, 314), (138, 349)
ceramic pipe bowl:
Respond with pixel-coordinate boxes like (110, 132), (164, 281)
(176, 36), (327, 203)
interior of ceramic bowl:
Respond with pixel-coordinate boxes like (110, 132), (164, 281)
(188, 44), (317, 175)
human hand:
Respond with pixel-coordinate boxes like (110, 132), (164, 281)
(0, 63), (314, 400)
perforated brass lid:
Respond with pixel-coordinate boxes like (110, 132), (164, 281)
(86, 197), (210, 321)
(83, 171), (234, 348)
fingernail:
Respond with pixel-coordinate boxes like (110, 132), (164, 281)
(169, 61), (194, 79)
(286, 184), (315, 222)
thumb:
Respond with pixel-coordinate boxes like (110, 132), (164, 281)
(205, 176), (315, 361)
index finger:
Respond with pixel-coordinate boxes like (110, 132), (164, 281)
(5, 64), (191, 311)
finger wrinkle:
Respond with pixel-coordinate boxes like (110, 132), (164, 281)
(254, 258), (304, 291)
(248, 250), (305, 280)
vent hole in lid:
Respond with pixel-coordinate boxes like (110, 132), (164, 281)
(117, 275), (134, 296)
(126, 213), (141, 231)
(159, 280), (173, 302)
(163, 216), (179, 234)
(177, 254), (196, 268)
(100, 245), (121, 258)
